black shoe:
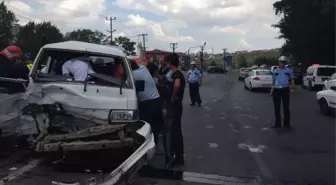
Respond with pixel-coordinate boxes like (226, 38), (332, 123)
(271, 125), (281, 128)
(190, 103), (195, 106)
(197, 103), (202, 107)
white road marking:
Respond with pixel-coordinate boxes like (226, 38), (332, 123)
(0, 159), (41, 185)
(182, 171), (258, 184)
(237, 143), (267, 153)
(206, 125), (214, 129)
(208, 142), (218, 148)
(244, 126), (252, 129)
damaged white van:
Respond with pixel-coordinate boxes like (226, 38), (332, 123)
(17, 41), (155, 184)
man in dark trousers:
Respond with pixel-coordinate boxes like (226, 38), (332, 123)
(270, 56), (295, 128)
(187, 61), (202, 106)
(165, 53), (186, 168)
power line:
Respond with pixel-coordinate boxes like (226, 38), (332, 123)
(106, 16), (116, 44)
(170, 43), (178, 53)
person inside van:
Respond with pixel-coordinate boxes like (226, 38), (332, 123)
(62, 57), (95, 81)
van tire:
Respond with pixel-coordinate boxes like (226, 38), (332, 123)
(319, 98), (330, 115)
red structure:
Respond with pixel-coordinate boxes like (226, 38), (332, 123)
(145, 49), (186, 63)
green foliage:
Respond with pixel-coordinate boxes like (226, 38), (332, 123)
(273, 0), (335, 67)
(253, 57), (278, 66)
(15, 21), (63, 59)
(114, 36), (136, 55)
(64, 29), (107, 44)
(237, 55), (247, 67)
(0, 2), (18, 49)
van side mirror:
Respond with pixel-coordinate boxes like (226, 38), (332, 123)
(331, 86), (336, 91)
(135, 80), (145, 92)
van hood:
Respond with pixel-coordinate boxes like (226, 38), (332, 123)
(24, 83), (137, 123)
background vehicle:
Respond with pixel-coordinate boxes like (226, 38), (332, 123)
(244, 69), (273, 91)
(270, 65), (278, 73)
(251, 65), (258, 70)
(302, 65), (336, 90)
(317, 86), (336, 115)
(207, 65), (226, 73)
(238, 68), (251, 80)
(323, 73), (336, 90)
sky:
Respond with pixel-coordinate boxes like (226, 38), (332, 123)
(4, 0), (284, 53)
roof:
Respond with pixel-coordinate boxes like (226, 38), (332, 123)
(43, 41), (126, 57)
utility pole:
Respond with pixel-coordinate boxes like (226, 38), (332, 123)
(223, 48), (227, 70)
(170, 43), (178, 53)
(200, 46), (204, 69)
(106, 16), (116, 44)
(138, 33), (148, 64)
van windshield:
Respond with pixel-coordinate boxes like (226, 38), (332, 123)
(317, 67), (336, 76)
(32, 49), (131, 88)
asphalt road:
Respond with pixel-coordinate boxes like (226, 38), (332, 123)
(1, 71), (334, 185)
(132, 71), (335, 185)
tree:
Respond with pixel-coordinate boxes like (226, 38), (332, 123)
(254, 57), (278, 66)
(237, 55), (247, 67)
(273, 0), (335, 68)
(64, 29), (107, 44)
(114, 36), (136, 55)
(0, 2), (18, 49)
(16, 21), (63, 59)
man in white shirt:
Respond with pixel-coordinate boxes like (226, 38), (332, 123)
(62, 58), (95, 81)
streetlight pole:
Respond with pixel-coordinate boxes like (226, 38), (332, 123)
(187, 42), (206, 68)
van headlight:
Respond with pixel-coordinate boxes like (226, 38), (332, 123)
(108, 110), (139, 123)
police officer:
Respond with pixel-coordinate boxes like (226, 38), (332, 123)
(270, 56), (295, 128)
(187, 61), (202, 106)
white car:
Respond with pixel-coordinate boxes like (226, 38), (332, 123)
(244, 69), (273, 91)
(270, 65), (278, 73)
(317, 87), (336, 115)
(323, 73), (336, 90)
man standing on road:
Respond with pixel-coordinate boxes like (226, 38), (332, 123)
(187, 61), (202, 107)
(166, 53), (186, 167)
(270, 56), (295, 128)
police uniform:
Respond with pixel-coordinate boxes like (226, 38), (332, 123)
(272, 67), (293, 127)
(187, 68), (202, 106)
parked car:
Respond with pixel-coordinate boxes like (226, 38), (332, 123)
(7, 41), (155, 184)
(302, 65), (336, 90)
(317, 86), (336, 115)
(238, 68), (251, 80)
(270, 65), (278, 73)
(244, 69), (273, 91)
(323, 73), (336, 90)
(207, 65), (225, 73)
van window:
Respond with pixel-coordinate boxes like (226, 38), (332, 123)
(32, 49), (131, 88)
(307, 67), (314, 75)
(330, 73), (336, 80)
(317, 67), (336, 76)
